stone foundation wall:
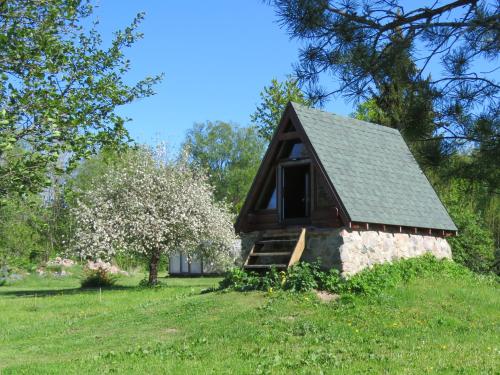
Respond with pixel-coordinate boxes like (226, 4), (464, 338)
(302, 229), (343, 270)
(338, 228), (452, 275)
(239, 227), (452, 276)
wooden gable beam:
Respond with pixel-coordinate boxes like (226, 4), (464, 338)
(235, 105), (300, 232)
(278, 131), (300, 141)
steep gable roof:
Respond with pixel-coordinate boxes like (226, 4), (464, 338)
(291, 102), (457, 231)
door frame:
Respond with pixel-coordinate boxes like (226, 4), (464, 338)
(277, 159), (313, 224)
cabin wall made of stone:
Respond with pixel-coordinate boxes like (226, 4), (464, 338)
(302, 228), (343, 271)
(338, 228), (452, 275)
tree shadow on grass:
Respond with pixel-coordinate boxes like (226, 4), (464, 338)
(0, 275), (221, 298)
(157, 276), (221, 289)
(0, 285), (139, 298)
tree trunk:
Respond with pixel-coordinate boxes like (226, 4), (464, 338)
(148, 251), (161, 285)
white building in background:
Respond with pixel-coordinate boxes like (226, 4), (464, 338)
(168, 240), (241, 276)
(168, 253), (203, 275)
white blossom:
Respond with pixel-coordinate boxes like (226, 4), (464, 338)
(71, 145), (237, 280)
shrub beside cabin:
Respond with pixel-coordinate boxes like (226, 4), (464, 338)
(235, 102), (457, 276)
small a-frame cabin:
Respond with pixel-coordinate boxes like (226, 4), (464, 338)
(236, 103), (457, 275)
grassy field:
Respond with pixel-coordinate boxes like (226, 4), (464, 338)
(0, 270), (498, 374)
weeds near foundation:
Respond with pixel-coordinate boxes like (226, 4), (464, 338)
(218, 255), (495, 296)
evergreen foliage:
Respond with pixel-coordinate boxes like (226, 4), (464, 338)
(269, 0), (499, 190)
(251, 78), (312, 141)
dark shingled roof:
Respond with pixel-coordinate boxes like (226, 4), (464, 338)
(292, 102), (457, 231)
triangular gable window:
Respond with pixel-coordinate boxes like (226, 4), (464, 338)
(265, 188), (277, 209)
(281, 140), (308, 160)
(257, 171), (277, 210)
(283, 121), (296, 133)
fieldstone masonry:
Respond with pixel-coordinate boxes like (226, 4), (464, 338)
(336, 228), (452, 275)
(302, 228), (344, 270)
(241, 227), (452, 276)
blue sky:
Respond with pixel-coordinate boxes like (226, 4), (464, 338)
(92, 1), (352, 148)
(92, 1), (496, 149)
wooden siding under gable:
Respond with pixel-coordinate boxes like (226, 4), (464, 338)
(236, 108), (345, 233)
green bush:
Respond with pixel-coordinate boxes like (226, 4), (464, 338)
(259, 267), (284, 291)
(342, 254), (474, 295)
(441, 179), (496, 273)
(219, 262), (322, 293)
(81, 267), (117, 288)
(219, 255), (483, 296)
(0, 265), (9, 286)
(0, 195), (57, 269)
(138, 278), (165, 288)
(447, 211), (495, 273)
(219, 267), (277, 291)
(284, 262), (318, 292)
(316, 268), (342, 293)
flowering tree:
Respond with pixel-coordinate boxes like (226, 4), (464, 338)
(72, 146), (236, 285)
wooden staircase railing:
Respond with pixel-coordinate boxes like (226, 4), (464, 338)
(288, 228), (306, 267)
(243, 228), (306, 271)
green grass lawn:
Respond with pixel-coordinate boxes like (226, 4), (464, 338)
(0, 270), (498, 374)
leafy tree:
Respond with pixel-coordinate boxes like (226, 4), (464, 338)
(183, 122), (265, 213)
(439, 178), (496, 273)
(352, 100), (387, 125)
(0, 146), (137, 270)
(269, 0), (499, 189)
(0, 0), (161, 200)
(72, 146), (236, 285)
(64, 146), (150, 270)
(428, 156), (500, 274)
(57, 147), (132, 254)
(251, 78), (311, 141)
(0, 148), (71, 268)
(0, 194), (46, 268)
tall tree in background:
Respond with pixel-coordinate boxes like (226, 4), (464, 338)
(350, 31), (442, 167)
(269, 0), (499, 189)
(0, 0), (162, 201)
(183, 122), (265, 214)
(251, 78), (312, 141)
(270, 0), (499, 272)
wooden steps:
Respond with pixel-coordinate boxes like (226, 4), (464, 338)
(249, 252), (291, 257)
(243, 228), (306, 272)
(245, 264), (288, 269)
(256, 239), (296, 244)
